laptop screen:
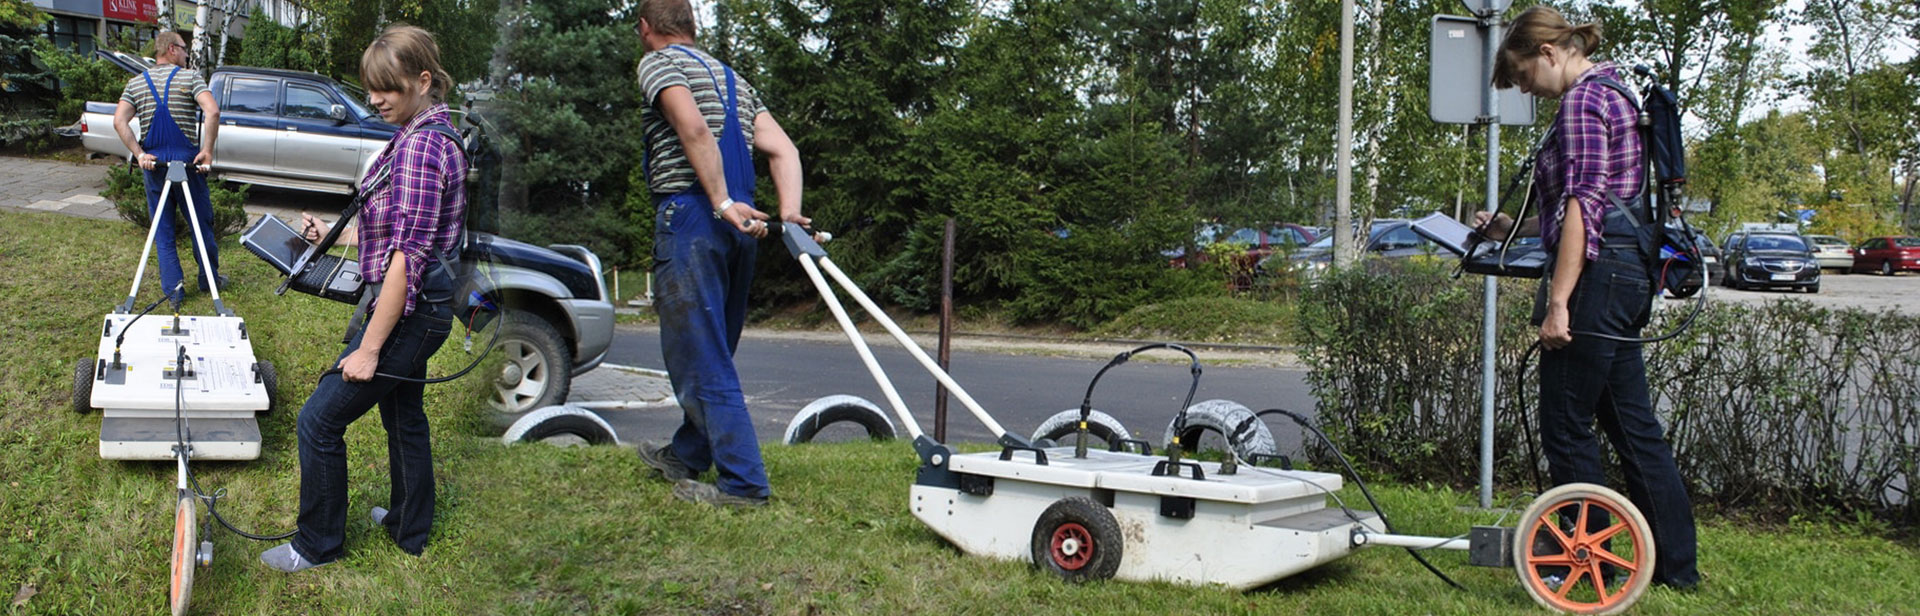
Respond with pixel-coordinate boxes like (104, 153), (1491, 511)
(241, 215), (312, 275)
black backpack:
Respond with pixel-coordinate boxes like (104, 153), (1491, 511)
(1593, 69), (1699, 295)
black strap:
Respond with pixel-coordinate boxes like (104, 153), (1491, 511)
(1587, 76), (1656, 229)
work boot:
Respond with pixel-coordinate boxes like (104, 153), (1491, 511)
(671, 479), (767, 508)
(198, 274), (229, 293)
(636, 440), (694, 482)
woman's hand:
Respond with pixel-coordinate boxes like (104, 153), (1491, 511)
(300, 213), (330, 243)
(1474, 211), (1515, 242)
(338, 347), (379, 382)
(1539, 303), (1573, 350)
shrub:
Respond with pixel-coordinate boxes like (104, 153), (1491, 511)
(1296, 260), (1538, 480)
(1096, 295), (1294, 345)
(31, 39), (128, 123)
(1297, 262), (1920, 527)
(103, 163), (250, 241)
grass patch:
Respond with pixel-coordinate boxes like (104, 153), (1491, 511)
(3, 211), (1917, 614)
(1095, 295), (1296, 345)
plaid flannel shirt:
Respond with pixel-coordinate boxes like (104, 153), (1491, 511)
(1534, 62), (1645, 262)
(359, 103), (466, 317)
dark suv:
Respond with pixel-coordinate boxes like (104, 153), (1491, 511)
(1721, 231), (1821, 293)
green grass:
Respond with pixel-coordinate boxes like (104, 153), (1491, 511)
(4, 211), (1919, 615)
(1096, 295), (1297, 346)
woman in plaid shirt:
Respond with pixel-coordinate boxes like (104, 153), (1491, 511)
(1477, 6), (1701, 592)
(262, 25), (467, 573)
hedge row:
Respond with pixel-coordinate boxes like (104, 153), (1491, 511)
(1297, 261), (1917, 526)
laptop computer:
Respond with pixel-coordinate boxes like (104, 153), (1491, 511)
(240, 214), (365, 302)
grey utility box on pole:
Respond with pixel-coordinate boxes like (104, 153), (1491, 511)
(1430, 14), (1534, 126)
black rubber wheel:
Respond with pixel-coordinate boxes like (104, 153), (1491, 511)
(1667, 284), (1699, 299)
(256, 360), (279, 414)
(1805, 283), (1820, 294)
(1882, 261), (1895, 276)
(73, 358), (95, 414)
(786, 398), (897, 444)
(1030, 409), (1131, 448)
(514, 412), (616, 446)
(1029, 497), (1123, 583)
(1163, 399), (1277, 460)
(491, 313), (573, 415)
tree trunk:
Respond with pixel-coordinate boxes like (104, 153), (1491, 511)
(488, 0), (527, 217)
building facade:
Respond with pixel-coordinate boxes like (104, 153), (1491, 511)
(32, 0), (315, 58)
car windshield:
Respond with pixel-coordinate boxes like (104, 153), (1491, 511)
(1745, 235), (1807, 252)
(1224, 228), (1260, 245)
(1895, 237), (1920, 248)
(1810, 236), (1846, 247)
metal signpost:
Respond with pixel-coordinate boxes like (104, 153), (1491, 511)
(1429, 2), (1532, 508)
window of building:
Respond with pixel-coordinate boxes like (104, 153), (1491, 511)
(46, 15), (98, 56)
(106, 22), (156, 55)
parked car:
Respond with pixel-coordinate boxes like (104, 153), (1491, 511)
(1849, 236), (1920, 275)
(1805, 234), (1853, 271)
(1166, 223), (1318, 269)
(81, 51), (614, 417)
(80, 51), (396, 195)
(1261, 218), (1454, 277)
(1720, 231), (1820, 292)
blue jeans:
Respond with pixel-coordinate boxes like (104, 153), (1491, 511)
(653, 192), (768, 499)
(1536, 245), (1700, 588)
(142, 165), (218, 299)
(293, 299), (453, 562)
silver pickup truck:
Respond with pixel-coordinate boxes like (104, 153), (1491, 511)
(79, 51), (395, 195)
(79, 52), (617, 419)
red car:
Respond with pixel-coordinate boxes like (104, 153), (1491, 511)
(1849, 236), (1920, 275)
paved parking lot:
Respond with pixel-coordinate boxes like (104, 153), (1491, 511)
(1665, 270), (1918, 314)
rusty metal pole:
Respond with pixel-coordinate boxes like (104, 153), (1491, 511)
(934, 218), (956, 442)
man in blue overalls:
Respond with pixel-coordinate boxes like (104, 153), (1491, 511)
(632, 0), (810, 507)
(113, 31), (223, 305)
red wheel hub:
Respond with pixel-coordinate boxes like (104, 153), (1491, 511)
(1049, 522), (1094, 570)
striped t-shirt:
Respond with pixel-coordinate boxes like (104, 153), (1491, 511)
(636, 45), (766, 196)
(119, 65), (210, 148)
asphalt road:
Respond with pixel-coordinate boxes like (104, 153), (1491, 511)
(593, 327), (1318, 452)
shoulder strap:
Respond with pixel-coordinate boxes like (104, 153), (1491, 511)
(420, 123), (464, 156)
(1587, 75), (1653, 227)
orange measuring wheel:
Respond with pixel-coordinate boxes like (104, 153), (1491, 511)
(169, 491), (197, 616)
(1513, 483), (1654, 615)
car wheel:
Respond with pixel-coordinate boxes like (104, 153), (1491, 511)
(1883, 261), (1895, 276)
(490, 313), (573, 416)
(1806, 283), (1820, 294)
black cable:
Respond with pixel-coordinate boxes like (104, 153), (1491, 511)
(1255, 408), (1465, 591)
(171, 343), (298, 541)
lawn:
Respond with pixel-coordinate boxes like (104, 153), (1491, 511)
(3, 210), (1917, 615)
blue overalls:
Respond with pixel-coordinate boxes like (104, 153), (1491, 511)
(141, 67), (219, 300)
(651, 45), (768, 499)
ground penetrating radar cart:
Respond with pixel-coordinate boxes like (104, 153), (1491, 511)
(72, 162), (278, 615)
(777, 222), (1655, 615)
